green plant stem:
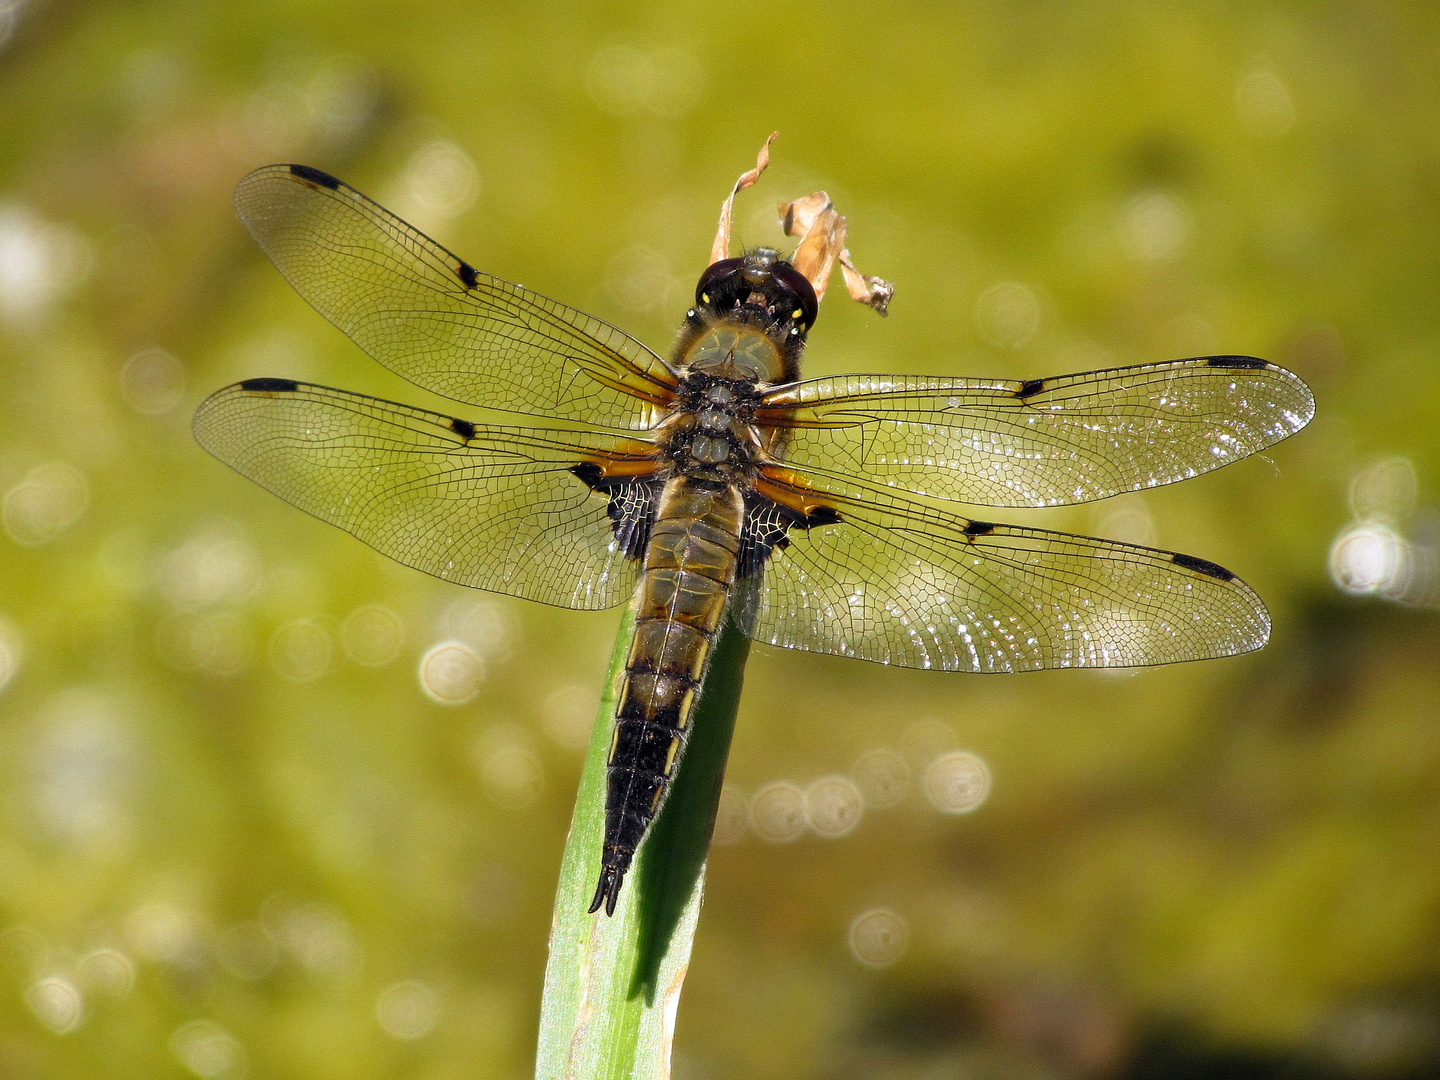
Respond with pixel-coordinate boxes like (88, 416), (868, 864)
(536, 599), (751, 1080)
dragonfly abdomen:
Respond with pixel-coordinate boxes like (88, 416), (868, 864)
(589, 476), (744, 916)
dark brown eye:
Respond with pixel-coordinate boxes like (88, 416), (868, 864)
(695, 258), (743, 305)
(769, 261), (818, 328)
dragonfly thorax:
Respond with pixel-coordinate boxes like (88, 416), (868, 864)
(658, 370), (764, 480)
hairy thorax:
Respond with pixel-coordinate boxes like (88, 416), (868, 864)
(656, 319), (790, 485)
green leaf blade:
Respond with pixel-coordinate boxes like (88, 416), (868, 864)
(537, 601), (750, 1080)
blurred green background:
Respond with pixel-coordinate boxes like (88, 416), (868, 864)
(1, 2), (1438, 1077)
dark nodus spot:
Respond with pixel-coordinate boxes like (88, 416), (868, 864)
(1206, 356), (1269, 370)
(1015, 379), (1046, 399)
(1171, 552), (1235, 581)
(570, 463), (605, 489)
(963, 520), (997, 537)
(449, 417), (476, 441)
(288, 164), (341, 189)
(239, 377), (299, 393)
(457, 261), (479, 289)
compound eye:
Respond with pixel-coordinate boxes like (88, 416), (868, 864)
(695, 257), (743, 306)
(769, 261), (819, 328)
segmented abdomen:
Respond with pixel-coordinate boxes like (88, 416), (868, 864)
(589, 475), (743, 914)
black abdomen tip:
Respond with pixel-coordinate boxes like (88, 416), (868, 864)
(288, 164), (342, 189)
(588, 865), (626, 917)
(239, 377), (299, 393)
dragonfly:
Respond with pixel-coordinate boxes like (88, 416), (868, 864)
(194, 146), (1314, 916)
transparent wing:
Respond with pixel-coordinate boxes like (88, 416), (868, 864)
(741, 473), (1269, 671)
(193, 379), (657, 609)
(234, 164), (678, 428)
(756, 357), (1314, 507)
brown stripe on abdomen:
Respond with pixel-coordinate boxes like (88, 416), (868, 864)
(589, 477), (743, 916)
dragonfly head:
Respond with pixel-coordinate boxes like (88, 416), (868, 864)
(680, 250), (817, 384)
(693, 250), (818, 336)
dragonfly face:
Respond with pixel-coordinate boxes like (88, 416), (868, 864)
(682, 249), (817, 379)
(194, 162), (1315, 916)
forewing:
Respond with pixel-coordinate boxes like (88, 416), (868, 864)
(234, 165), (678, 428)
(193, 379), (654, 609)
(741, 476), (1269, 671)
(757, 357), (1314, 507)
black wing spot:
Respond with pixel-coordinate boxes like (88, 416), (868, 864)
(449, 417), (476, 442)
(1015, 379), (1046, 399)
(963, 520), (997, 537)
(805, 506), (842, 527)
(571, 463), (605, 489)
(607, 479), (662, 560)
(570, 467), (661, 560)
(1205, 356), (1269, 370)
(239, 377), (299, 393)
(288, 164), (342, 190)
(740, 494), (804, 576)
(1171, 552), (1235, 581)
(457, 260), (479, 289)
(738, 497), (843, 577)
